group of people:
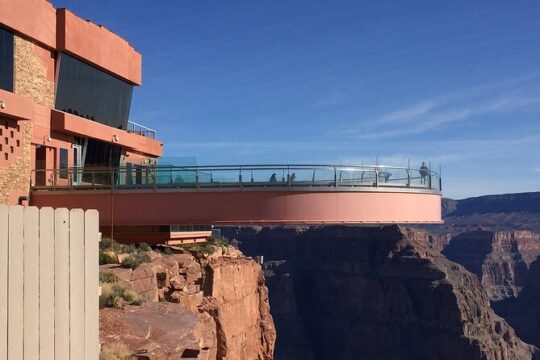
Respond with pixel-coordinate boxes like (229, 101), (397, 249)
(265, 163), (430, 185)
(269, 173), (295, 183)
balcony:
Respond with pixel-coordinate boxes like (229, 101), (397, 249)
(127, 120), (156, 140)
(51, 110), (163, 157)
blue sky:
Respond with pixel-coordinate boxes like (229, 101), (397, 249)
(52, 1), (540, 199)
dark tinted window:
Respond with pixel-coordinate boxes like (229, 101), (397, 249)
(59, 148), (68, 179)
(0, 27), (14, 92)
(55, 53), (133, 129)
(84, 138), (121, 168)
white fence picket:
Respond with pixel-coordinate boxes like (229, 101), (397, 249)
(39, 207), (55, 360)
(23, 207), (39, 360)
(85, 210), (100, 359)
(0, 205), (8, 360)
(8, 206), (24, 360)
(55, 208), (70, 360)
(70, 209), (86, 360)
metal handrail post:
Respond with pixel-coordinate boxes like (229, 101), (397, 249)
(333, 166), (338, 187)
(428, 162), (432, 189)
(196, 169), (199, 188)
(111, 168), (115, 190)
(406, 169), (411, 188)
(375, 168), (379, 187)
(69, 170), (73, 191)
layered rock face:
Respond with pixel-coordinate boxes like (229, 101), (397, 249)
(100, 247), (276, 359)
(229, 225), (538, 360)
(496, 258), (540, 348)
(443, 231), (540, 300)
(429, 193), (540, 234)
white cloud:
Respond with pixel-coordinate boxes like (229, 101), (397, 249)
(339, 74), (540, 140)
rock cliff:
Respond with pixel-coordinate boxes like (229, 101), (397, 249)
(100, 246), (276, 359)
(495, 258), (540, 348)
(443, 231), (540, 301)
(227, 225), (538, 360)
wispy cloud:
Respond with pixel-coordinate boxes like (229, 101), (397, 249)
(340, 74), (540, 140)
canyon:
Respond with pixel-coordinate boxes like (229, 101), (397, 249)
(99, 191), (540, 359)
(222, 191), (540, 359)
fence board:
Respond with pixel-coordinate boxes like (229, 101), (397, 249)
(39, 207), (55, 360)
(0, 205), (8, 360)
(55, 208), (70, 360)
(0, 206), (100, 360)
(23, 207), (39, 360)
(84, 210), (100, 359)
(8, 206), (24, 360)
(70, 209), (86, 360)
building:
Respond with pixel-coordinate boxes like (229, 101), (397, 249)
(0, 0), (162, 205)
(0, 0), (442, 244)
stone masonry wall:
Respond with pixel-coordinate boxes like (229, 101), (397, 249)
(0, 36), (55, 204)
(13, 36), (55, 108)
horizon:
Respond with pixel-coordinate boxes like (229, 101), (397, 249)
(52, 0), (540, 199)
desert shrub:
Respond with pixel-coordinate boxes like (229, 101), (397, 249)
(162, 246), (173, 255)
(100, 284), (142, 309)
(138, 242), (151, 252)
(100, 237), (114, 251)
(100, 342), (132, 360)
(120, 253), (151, 269)
(99, 272), (119, 283)
(99, 250), (118, 265)
(100, 238), (136, 254)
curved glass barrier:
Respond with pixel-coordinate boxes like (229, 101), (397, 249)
(31, 164), (442, 192)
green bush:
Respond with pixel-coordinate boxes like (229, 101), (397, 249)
(120, 253), (151, 269)
(99, 272), (119, 283)
(138, 242), (151, 252)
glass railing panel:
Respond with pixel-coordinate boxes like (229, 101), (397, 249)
(338, 169), (377, 186)
(30, 164), (442, 192)
(378, 168), (409, 187)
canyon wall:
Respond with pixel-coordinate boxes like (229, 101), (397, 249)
(226, 225), (538, 360)
(496, 258), (540, 347)
(443, 231), (540, 300)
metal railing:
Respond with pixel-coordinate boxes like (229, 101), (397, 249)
(31, 164), (442, 192)
(127, 120), (157, 139)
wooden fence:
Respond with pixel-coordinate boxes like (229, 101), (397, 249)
(0, 205), (100, 360)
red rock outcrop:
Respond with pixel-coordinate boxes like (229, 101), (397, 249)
(443, 231), (540, 300)
(100, 246), (276, 360)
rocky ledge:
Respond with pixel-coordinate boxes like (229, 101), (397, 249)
(99, 245), (276, 360)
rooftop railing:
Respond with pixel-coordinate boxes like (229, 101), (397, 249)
(31, 164), (442, 193)
(127, 120), (157, 139)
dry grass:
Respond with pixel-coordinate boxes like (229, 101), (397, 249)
(99, 283), (142, 309)
(100, 342), (133, 360)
